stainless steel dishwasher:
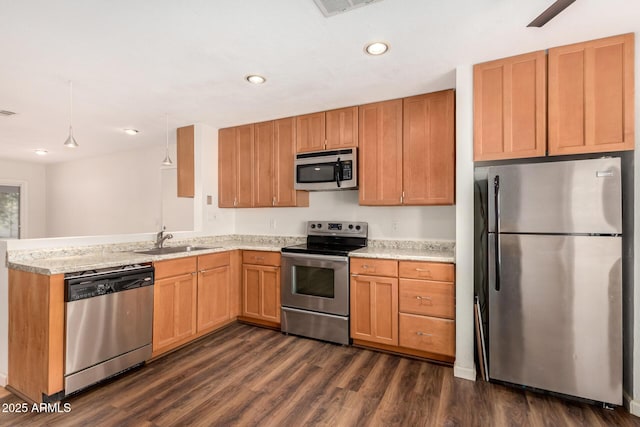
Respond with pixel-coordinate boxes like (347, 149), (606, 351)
(64, 264), (154, 395)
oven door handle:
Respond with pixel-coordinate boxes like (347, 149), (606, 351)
(281, 252), (349, 263)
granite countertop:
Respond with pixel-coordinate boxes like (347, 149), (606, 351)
(6, 235), (455, 275)
(6, 236), (304, 276)
(349, 240), (455, 263)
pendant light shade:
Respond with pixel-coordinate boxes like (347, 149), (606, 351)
(162, 114), (173, 166)
(64, 81), (79, 148)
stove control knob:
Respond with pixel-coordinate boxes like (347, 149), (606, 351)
(348, 224), (354, 230)
(317, 223), (322, 229)
(310, 224), (316, 229)
(355, 225), (361, 231)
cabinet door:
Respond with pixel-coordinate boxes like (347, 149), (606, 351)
(296, 112), (325, 152)
(177, 125), (195, 198)
(403, 90), (455, 205)
(242, 265), (262, 319)
(274, 117), (308, 207)
(236, 124), (255, 207)
(326, 106), (358, 149)
(473, 51), (546, 161)
(197, 265), (230, 332)
(350, 274), (398, 345)
(242, 264), (280, 323)
(153, 273), (197, 352)
(548, 33), (634, 155)
(218, 127), (237, 207)
(254, 121), (275, 207)
(261, 266), (281, 323)
(358, 99), (403, 206)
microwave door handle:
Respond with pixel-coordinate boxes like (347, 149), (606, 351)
(335, 158), (341, 188)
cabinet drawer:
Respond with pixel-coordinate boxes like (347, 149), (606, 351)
(242, 250), (281, 266)
(154, 256), (197, 279)
(399, 279), (454, 319)
(198, 252), (230, 271)
(399, 261), (454, 282)
(399, 313), (455, 357)
(350, 258), (398, 277)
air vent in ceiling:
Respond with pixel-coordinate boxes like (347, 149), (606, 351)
(313, 0), (383, 17)
(0, 110), (16, 116)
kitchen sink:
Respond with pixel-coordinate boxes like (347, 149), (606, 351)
(135, 245), (220, 255)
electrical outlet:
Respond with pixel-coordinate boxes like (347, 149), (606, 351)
(270, 219), (277, 229)
(392, 221), (399, 231)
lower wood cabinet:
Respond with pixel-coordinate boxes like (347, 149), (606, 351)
(8, 269), (65, 403)
(197, 252), (232, 332)
(152, 257), (198, 355)
(241, 250), (281, 326)
(152, 251), (238, 357)
(350, 257), (455, 363)
(350, 274), (398, 346)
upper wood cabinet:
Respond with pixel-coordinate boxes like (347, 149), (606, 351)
(176, 125), (195, 198)
(254, 121), (276, 207)
(473, 51), (547, 161)
(359, 92), (455, 206)
(548, 33), (635, 155)
(220, 119), (307, 209)
(358, 99), (404, 205)
(218, 124), (254, 208)
(296, 112), (325, 152)
(254, 118), (309, 208)
(296, 107), (358, 153)
(403, 90), (455, 205)
(326, 106), (359, 149)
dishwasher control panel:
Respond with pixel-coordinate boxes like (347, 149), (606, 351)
(65, 265), (154, 302)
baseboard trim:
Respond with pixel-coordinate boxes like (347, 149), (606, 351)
(628, 397), (640, 417)
(453, 363), (476, 381)
(0, 372), (6, 387)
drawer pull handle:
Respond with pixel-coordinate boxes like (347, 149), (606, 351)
(255, 257), (264, 261)
(416, 296), (432, 304)
(415, 268), (431, 274)
(416, 331), (432, 337)
(361, 265), (375, 270)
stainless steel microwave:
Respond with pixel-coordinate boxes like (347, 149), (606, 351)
(294, 148), (357, 191)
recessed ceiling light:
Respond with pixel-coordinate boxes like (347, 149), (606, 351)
(34, 149), (48, 156)
(124, 129), (139, 135)
(364, 41), (389, 56)
(246, 74), (266, 84)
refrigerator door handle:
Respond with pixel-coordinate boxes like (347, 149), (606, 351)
(494, 175), (501, 291)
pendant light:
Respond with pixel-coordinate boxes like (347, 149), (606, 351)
(63, 80), (79, 148)
(161, 114), (173, 166)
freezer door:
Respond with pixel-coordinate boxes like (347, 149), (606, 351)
(488, 234), (622, 404)
(488, 158), (621, 234)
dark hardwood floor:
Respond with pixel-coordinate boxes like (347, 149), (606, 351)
(1, 323), (638, 426)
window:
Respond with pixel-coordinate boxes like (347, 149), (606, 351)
(0, 185), (20, 238)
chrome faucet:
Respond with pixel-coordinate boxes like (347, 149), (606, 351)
(155, 227), (174, 249)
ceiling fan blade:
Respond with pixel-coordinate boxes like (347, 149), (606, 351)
(527, 0), (576, 27)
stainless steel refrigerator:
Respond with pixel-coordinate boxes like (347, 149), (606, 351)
(487, 158), (622, 405)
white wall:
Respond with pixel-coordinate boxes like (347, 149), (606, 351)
(198, 124), (235, 235)
(235, 190), (456, 240)
(0, 158), (47, 238)
(45, 145), (167, 237)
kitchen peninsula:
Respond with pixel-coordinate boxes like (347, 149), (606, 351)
(5, 234), (454, 403)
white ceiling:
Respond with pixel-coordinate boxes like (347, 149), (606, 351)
(1, 0), (639, 164)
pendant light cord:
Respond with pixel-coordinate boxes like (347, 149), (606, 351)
(69, 80), (73, 129)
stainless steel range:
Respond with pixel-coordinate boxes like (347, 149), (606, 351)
(281, 221), (368, 345)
